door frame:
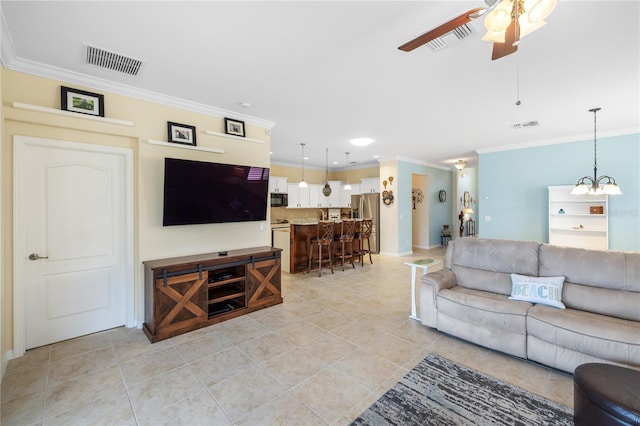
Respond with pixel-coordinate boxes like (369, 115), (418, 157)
(13, 135), (135, 357)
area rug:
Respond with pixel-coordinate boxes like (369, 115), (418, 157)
(351, 353), (573, 426)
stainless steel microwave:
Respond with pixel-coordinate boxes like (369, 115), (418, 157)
(270, 192), (288, 207)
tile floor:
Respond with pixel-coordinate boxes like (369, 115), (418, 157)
(1, 247), (574, 425)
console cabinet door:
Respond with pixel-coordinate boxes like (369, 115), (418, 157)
(246, 259), (282, 309)
(154, 271), (207, 337)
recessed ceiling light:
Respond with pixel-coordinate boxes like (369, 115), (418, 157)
(350, 138), (374, 147)
(240, 102), (252, 108)
(373, 155), (379, 158)
(332, 161), (339, 165)
(303, 156), (309, 160)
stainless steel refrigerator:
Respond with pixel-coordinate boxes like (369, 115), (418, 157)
(351, 193), (380, 254)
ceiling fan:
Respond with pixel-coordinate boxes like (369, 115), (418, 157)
(398, 0), (557, 61)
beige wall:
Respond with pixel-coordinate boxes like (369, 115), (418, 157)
(379, 160), (399, 256)
(1, 68), (272, 362)
(270, 163), (379, 185)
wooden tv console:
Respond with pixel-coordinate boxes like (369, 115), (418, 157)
(143, 246), (282, 343)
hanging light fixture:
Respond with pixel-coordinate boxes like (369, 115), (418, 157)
(322, 148), (332, 196)
(298, 143), (308, 188)
(571, 108), (622, 195)
(454, 160), (466, 171)
(343, 152), (352, 191)
(482, 0), (557, 43)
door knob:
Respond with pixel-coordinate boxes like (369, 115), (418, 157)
(28, 253), (49, 260)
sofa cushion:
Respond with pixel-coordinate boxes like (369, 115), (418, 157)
(527, 305), (640, 368)
(437, 286), (531, 358)
(450, 238), (540, 295)
(539, 245), (640, 321)
(438, 286), (532, 334)
(509, 273), (566, 309)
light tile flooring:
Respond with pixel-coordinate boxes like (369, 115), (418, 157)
(1, 248), (574, 425)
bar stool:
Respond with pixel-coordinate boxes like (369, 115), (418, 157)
(353, 218), (373, 266)
(308, 220), (335, 276)
(334, 219), (356, 271)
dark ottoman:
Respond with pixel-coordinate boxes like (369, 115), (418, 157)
(574, 363), (640, 425)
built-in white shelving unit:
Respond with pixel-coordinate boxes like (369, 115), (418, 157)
(13, 102), (135, 126)
(145, 139), (224, 154)
(548, 185), (608, 250)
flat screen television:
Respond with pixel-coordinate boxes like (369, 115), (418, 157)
(163, 157), (269, 226)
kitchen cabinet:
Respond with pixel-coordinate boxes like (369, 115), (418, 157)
(361, 177), (380, 193)
(324, 181), (343, 207)
(269, 176), (288, 193)
(309, 184), (327, 208)
(341, 184), (360, 207)
(548, 185), (608, 250)
(287, 183), (310, 208)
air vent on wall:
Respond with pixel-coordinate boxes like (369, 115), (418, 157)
(85, 44), (143, 76)
(512, 120), (540, 129)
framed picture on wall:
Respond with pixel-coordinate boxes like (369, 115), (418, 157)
(224, 118), (245, 137)
(61, 86), (105, 117)
(167, 121), (197, 146)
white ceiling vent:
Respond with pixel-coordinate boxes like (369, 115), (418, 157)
(85, 44), (143, 76)
(427, 23), (477, 52)
(512, 120), (540, 129)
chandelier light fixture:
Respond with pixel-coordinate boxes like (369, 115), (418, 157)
(454, 160), (466, 171)
(482, 0), (557, 43)
(571, 108), (622, 196)
(298, 143), (308, 188)
(343, 152), (352, 191)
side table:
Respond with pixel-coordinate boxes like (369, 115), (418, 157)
(404, 258), (443, 321)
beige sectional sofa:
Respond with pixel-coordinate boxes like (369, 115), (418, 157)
(419, 238), (640, 373)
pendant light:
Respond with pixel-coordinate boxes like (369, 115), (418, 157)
(322, 148), (332, 196)
(343, 152), (352, 191)
(298, 143), (308, 188)
(571, 108), (621, 195)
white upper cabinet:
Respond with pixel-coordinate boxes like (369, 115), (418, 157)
(269, 176), (288, 193)
(361, 177), (380, 193)
(287, 183), (310, 208)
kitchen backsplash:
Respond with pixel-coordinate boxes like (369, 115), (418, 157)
(271, 207), (350, 223)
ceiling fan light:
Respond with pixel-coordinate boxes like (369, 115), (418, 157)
(484, 8), (511, 33)
(482, 30), (506, 43)
(528, 0), (557, 23)
(519, 15), (546, 38)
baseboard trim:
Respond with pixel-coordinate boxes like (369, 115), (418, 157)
(2, 349), (14, 380)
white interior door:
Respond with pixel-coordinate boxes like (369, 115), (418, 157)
(14, 136), (132, 350)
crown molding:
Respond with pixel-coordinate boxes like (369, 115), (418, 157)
(475, 127), (639, 155)
(0, 11), (275, 130)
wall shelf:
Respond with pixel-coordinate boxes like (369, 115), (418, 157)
(145, 139), (224, 154)
(13, 102), (135, 127)
(548, 185), (608, 250)
(204, 130), (265, 144)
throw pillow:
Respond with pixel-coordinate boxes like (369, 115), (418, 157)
(509, 274), (566, 309)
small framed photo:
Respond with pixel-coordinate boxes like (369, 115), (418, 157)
(224, 118), (245, 137)
(167, 121), (197, 146)
(61, 86), (105, 117)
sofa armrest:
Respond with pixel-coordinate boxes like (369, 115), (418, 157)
(419, 269), (456, 328)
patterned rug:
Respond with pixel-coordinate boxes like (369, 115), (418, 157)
(351, 353), (573, 426)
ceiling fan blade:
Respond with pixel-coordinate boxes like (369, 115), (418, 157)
(491, 16), (520, 60)
(398, 7), (485, 52)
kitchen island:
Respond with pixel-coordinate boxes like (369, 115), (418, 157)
(290, 222), (318, 273)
